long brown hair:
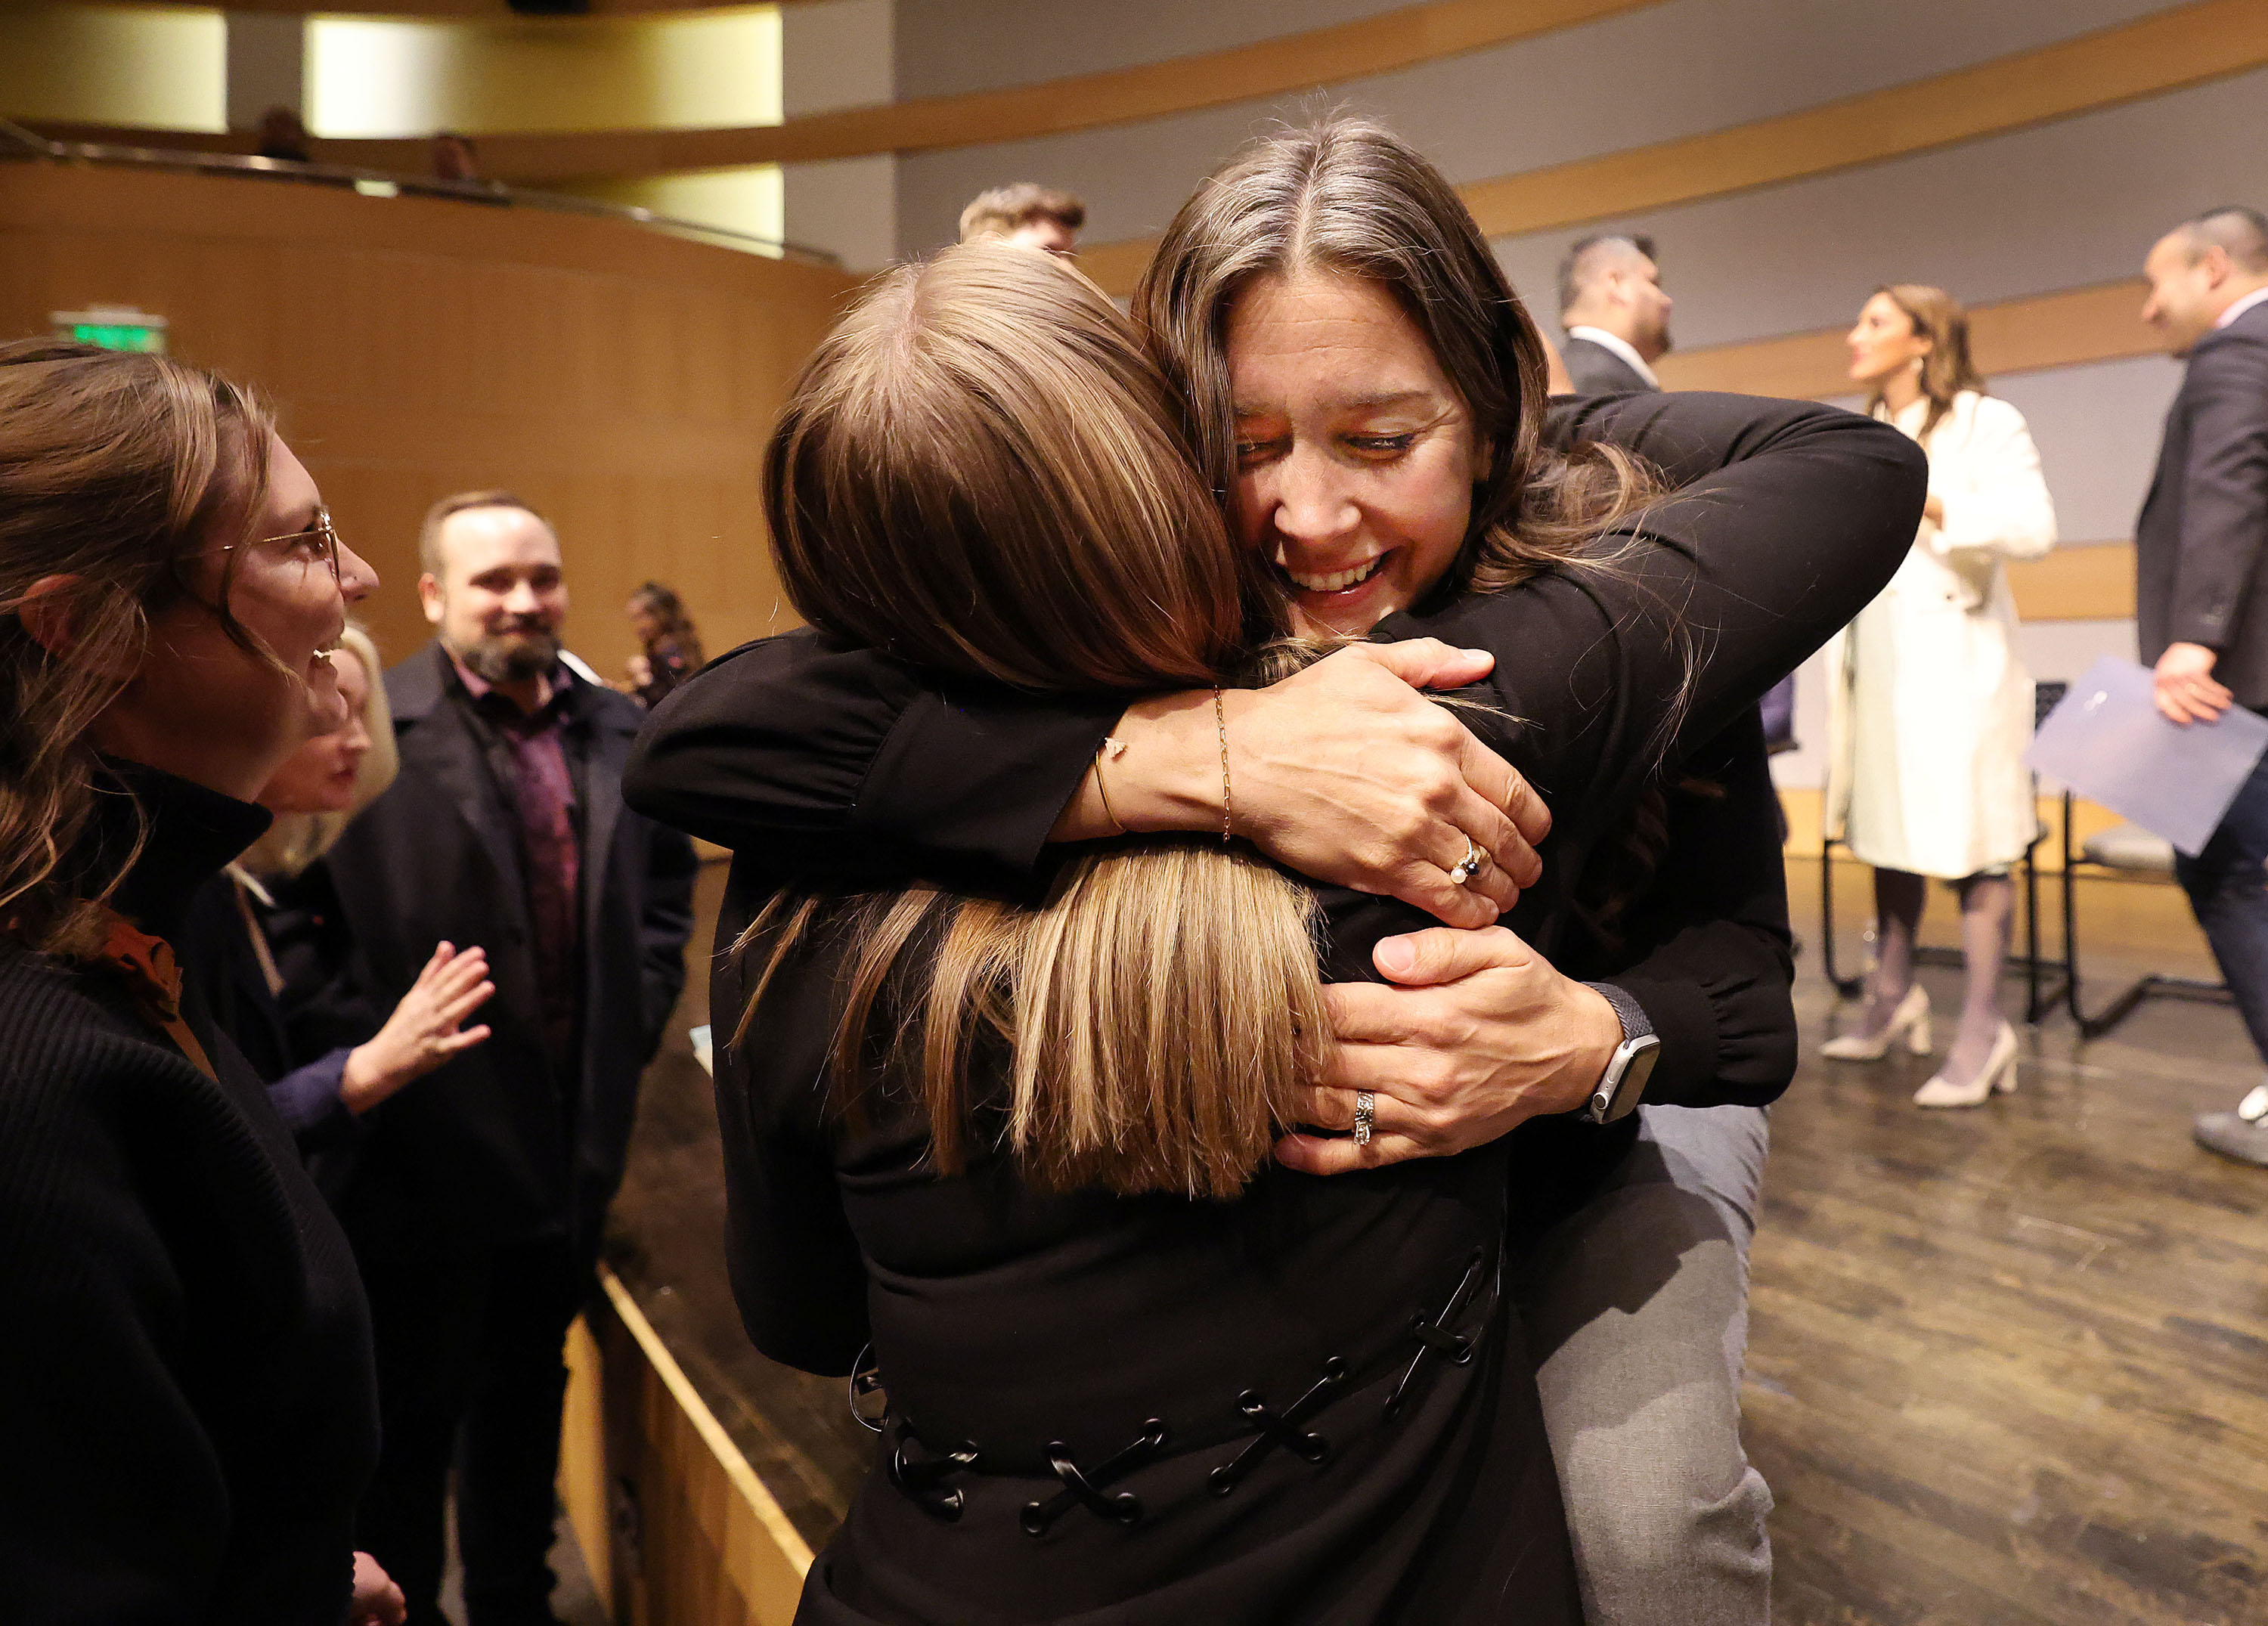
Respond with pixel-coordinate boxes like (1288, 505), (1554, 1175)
(1135, 116), (1686, 930)
(1133, 116), (1665, 609)
(741, 245), (1328, 1200)
(0, 340), (276, 957)
(1867, 283), (1986, 441)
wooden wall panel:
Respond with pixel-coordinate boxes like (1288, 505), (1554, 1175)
(69, 0), (1663, 177)
(0, 163), (854, 677)
(1079, 0), (2268, 296)
(2006, 541), (2138, 624)
(560, 1268), (814, 1626)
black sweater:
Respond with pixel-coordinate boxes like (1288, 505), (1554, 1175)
(0, 767), (379, 1624)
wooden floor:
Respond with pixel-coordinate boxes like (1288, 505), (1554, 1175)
(607, 858), (2268, 1621)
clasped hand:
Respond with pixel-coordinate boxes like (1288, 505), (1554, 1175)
(1277, 927), (1623, 1176)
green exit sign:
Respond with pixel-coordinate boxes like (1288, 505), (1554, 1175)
(51, 307), (168, 354)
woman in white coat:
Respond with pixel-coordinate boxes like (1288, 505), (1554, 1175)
(1823, 284), (2056, 1106)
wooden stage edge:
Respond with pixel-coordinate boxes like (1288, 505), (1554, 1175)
(556, 1265), (814, 1626)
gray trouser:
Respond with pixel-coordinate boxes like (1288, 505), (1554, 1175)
(1514, 1104), (1774, 1626)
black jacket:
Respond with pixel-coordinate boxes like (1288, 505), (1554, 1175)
(0, 768), (378, 1624)
(1561, 333), (1656, 397)
(277, 644), (699, 1255)
(2137, 297), (2268, 708)
(625, 394), (1923, 1622)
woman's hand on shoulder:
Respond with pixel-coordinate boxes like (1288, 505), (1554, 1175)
(1081, 641), (1550, 928)
(1275, 926), (1622, 1174)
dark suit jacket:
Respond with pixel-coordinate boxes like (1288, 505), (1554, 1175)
(280, 643), (698, 1255)
(2137, 298), (2268, 708)
(1561, 333), (1657, 397)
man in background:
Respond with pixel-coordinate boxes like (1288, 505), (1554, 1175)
(2136, 205), (2268, 1170)
(1557, 231), (1675, 395)
(307, 491), (697, 1622)
(959, 182), (1085, 256)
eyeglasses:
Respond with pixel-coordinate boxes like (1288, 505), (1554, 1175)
(220, 506), (343, 585)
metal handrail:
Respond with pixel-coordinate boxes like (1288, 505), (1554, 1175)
(0, 119), (841, 268)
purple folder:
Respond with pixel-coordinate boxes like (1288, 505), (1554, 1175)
(2025, 655), (2268, 856)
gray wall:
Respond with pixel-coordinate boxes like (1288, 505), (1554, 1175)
(787, 0), (2257, 782)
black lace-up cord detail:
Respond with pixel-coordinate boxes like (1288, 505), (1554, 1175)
(1207, 1355), (1350, 1497)
(888, 1426), (981, 1521)
(1018, 1419), (1171, 1538)
(1385, 1247), (1491, 1420)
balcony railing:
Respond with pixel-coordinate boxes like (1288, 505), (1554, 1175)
(0, 119), (841, 268)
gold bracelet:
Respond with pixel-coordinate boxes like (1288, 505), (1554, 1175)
(1213, 686), (1233, 843)
(1093, 736), (1128, 835)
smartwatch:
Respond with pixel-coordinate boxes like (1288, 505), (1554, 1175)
(1581, 982), (1660, 1125)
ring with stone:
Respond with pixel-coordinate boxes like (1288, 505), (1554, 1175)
(1353, 1090), (1375, 1147)
(1448, 835), (1486, 887)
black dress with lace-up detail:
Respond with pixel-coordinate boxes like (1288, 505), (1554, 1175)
(645, 392), (1929, 1625)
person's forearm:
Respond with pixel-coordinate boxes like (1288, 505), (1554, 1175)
(1050, 689), (1235, 841)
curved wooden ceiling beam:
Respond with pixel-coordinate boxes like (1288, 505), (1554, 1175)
(1077, 0), (2268, 295)
(77, 0), (1666, 179)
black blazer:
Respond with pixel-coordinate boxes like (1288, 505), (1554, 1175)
(277, 644), (699, 1254)
(1561, 333), (1657, 397)
(2136, 297), (2268, 708)
(0, 769), (377, 1624)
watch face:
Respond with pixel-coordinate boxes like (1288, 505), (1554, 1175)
(1597, 1036), (1662, 1123)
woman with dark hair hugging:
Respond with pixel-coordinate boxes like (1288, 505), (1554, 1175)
(631, 203), (1919, 1624)
(635, 121), (1921, 1624)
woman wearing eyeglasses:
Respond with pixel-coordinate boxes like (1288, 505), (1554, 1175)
(0, 340), (407, 1625)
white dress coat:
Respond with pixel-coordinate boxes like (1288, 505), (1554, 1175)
(1825, 391), (2057, 879)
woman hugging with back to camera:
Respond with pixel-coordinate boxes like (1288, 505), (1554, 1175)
(635, 119), (1926, 1624)
(676, 207), (1925, 1618)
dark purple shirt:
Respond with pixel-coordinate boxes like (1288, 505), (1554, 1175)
(451, 655), (581, 1067)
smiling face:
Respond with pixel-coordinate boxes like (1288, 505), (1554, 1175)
(258, 643), (373, 815)
(124, 433), (378, 796)
(420, 504), (568, 686)
(1845, 291), (1932, 388)
(1226, 272), (1487, 637)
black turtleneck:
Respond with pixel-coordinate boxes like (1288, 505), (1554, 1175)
(92, 758), (274, 947)
(0, 762), (379, 1624)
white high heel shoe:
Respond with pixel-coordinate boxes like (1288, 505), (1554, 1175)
(1913, 1021), (2019, 1108)
(1819, 984), (1932, 1061)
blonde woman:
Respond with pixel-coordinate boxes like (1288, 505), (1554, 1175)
(184, 623), (494, 1157)
(1824, 285), (2057, 1106)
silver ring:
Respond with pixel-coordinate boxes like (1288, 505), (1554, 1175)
(1448, 835), (1485, 887)
(1352, 1090), (1375, 1147)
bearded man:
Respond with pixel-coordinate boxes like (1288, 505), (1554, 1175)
(280, 490), (696, 1624)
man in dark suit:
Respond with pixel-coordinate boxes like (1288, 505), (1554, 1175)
(2136, 206), (2268, 1169)
(309, 491), (698, 1622)
(1557, 233), (1674, 397)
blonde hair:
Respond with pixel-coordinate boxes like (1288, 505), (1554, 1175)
(0, 340), (277, 956)
(743, 244), (1326, 1199)
(237, 622), (398, 880)
(958, 182), (1086, 244)
(1867, 283), (1986, 441)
